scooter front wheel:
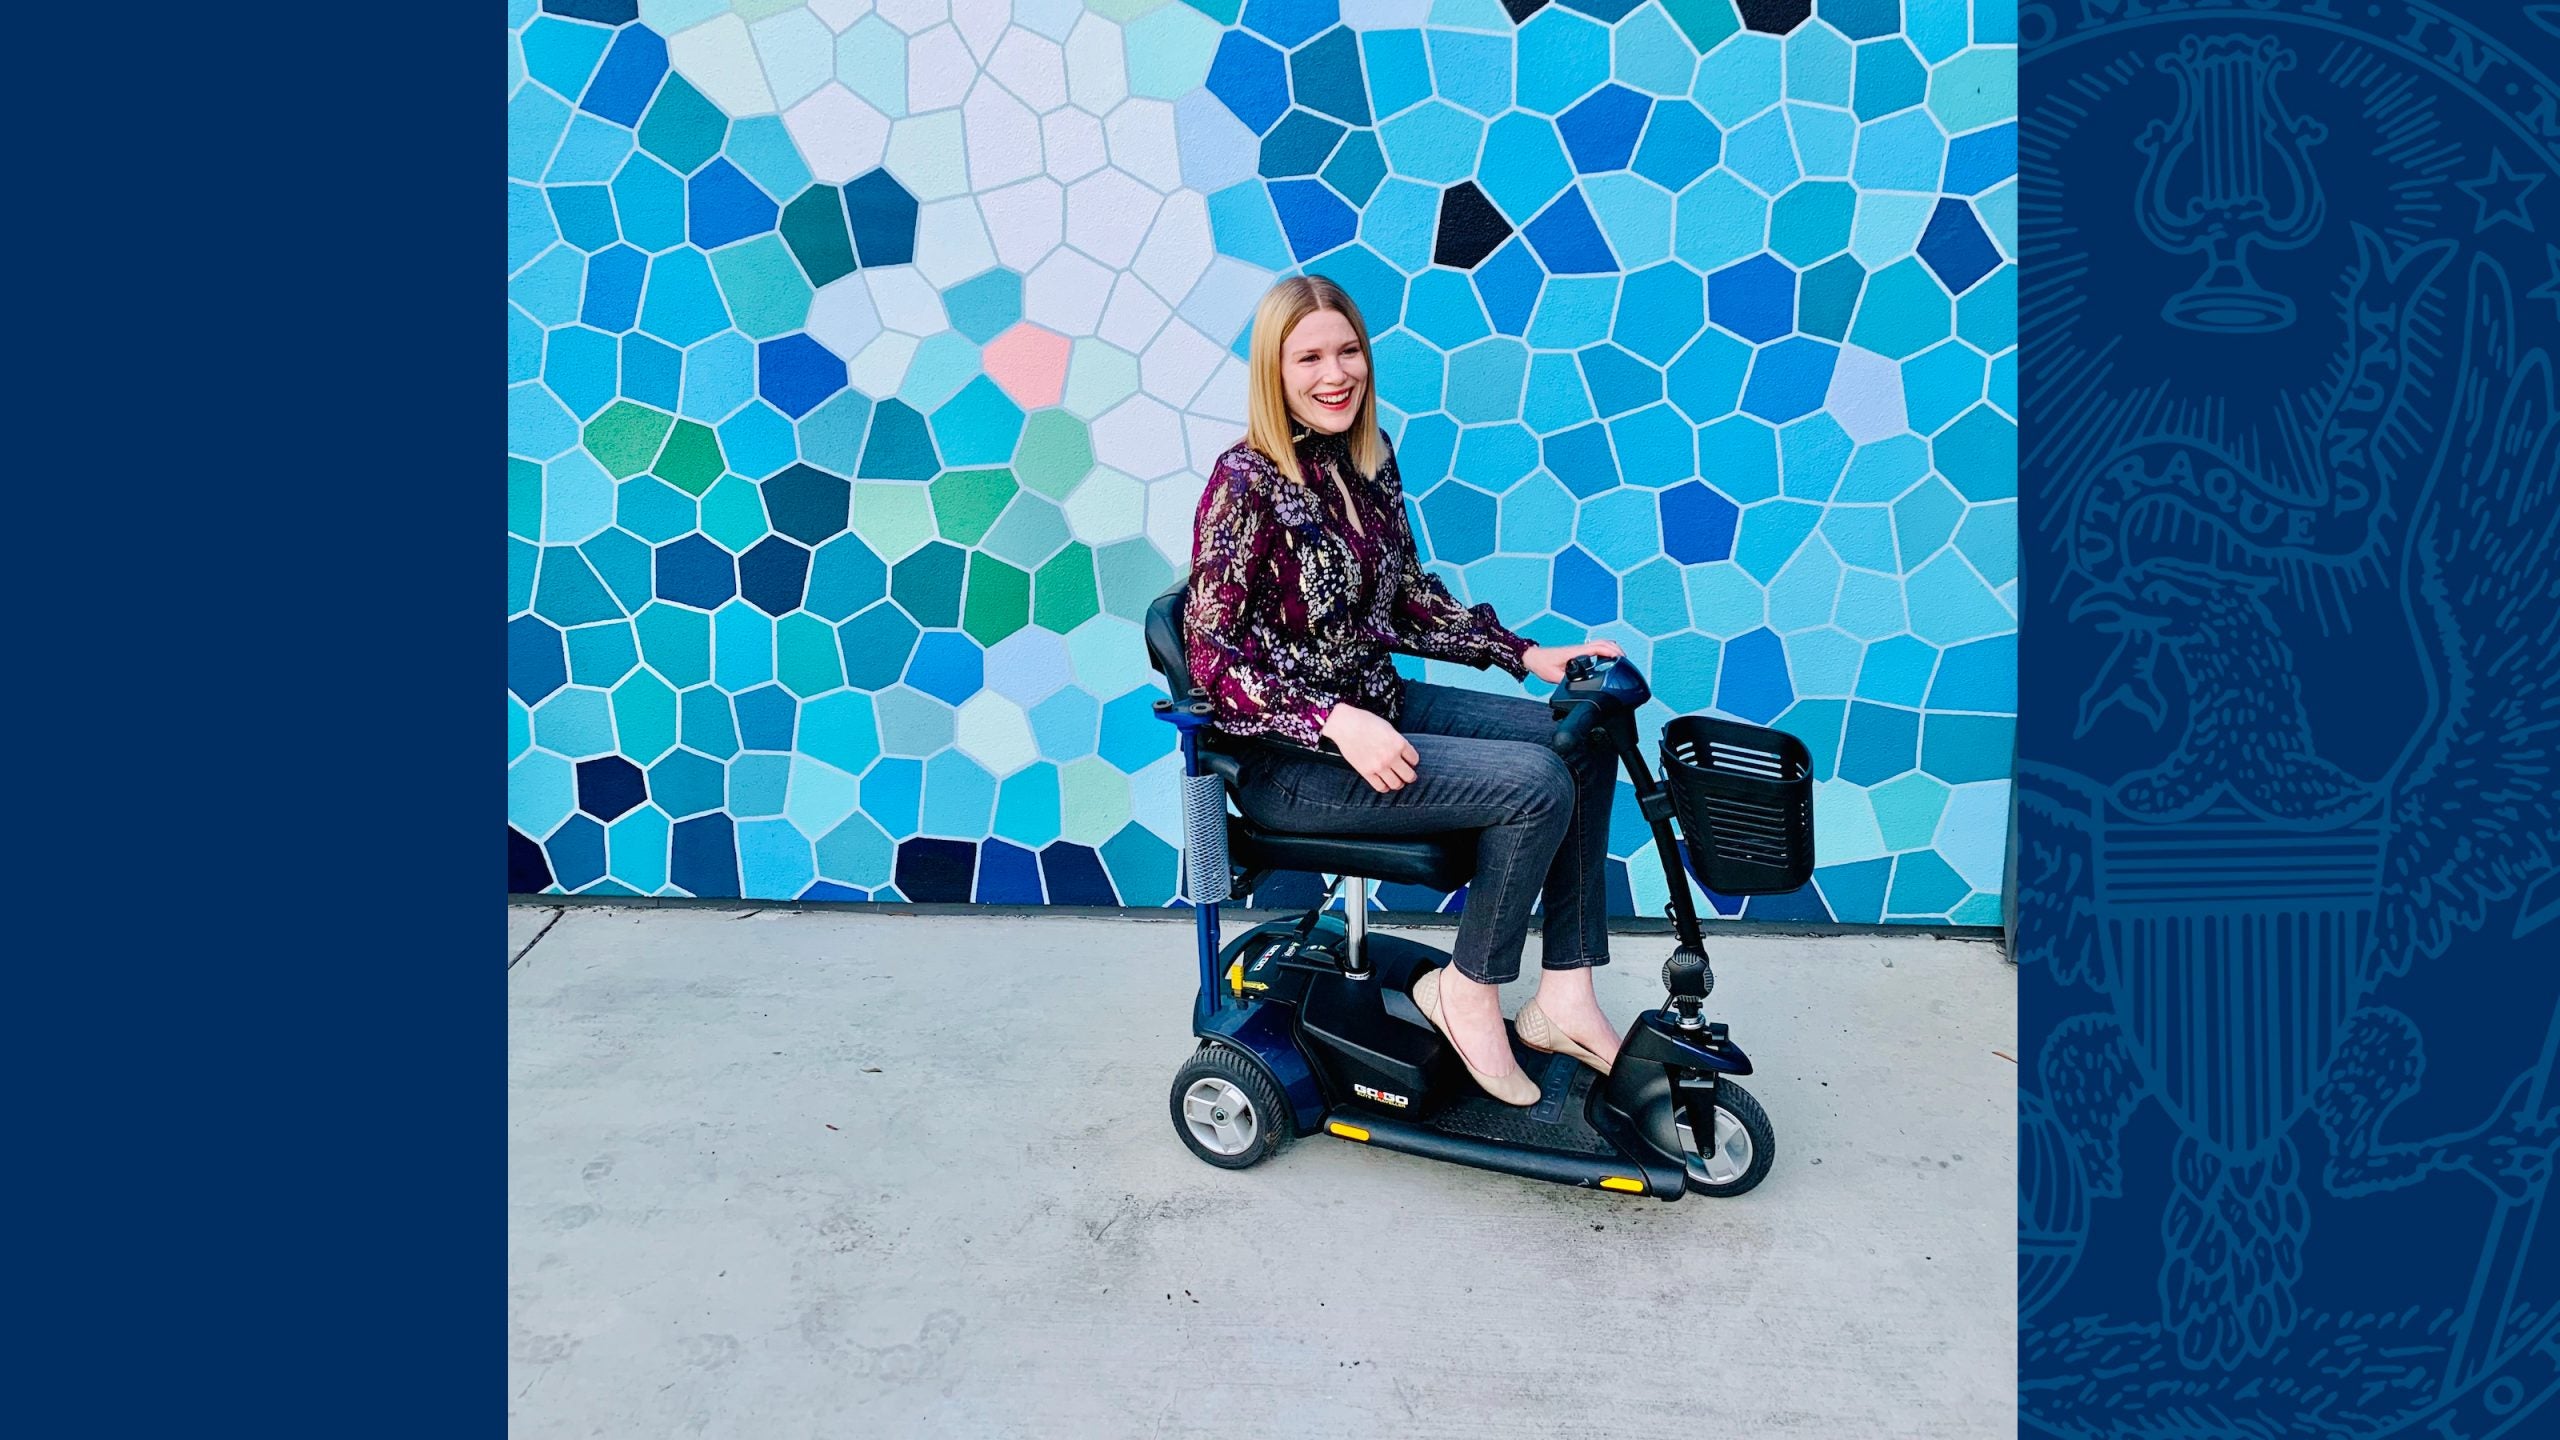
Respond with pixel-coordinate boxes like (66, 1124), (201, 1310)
(1677, 1080), (1775, 1197)
(1169, 1045), (1292, 1170)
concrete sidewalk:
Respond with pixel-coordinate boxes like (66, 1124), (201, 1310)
(509, 905), (2016, 1439)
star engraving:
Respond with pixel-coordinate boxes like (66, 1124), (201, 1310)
(2457, 150), (2542, 234)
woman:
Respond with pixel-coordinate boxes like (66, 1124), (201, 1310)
(1184, 275), (1626, 1107)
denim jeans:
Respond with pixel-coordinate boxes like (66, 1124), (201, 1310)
(1231, 681), (1614, 985)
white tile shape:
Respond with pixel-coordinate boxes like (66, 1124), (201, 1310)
(1064, 13), (1129, 114)
(1142, 320), (1226, 410)
(884, 110), (968, 199)
(1063, 465), (1147, 544)
(1175, 256), (1272, 351)
(848, 330), (921, 396)
(865, 265), (950, 335)
(1092, 394), (1189, 479)
(806, 274), (884, 359)
(1342, 0), (1432, 25)
(978, 176), (1066, 269)
(988, 27), (1070, 112)
(668, 14), (777, 116)
(1183, 413), (1244, 477)
(1062, 339), (1141, 419)
(905, 24), (976, 111)
(1065, 168), (1162, 268)
(1192, 355), (1250, 423)
(785, 84), (891, 183)
(1147, 473), (1208, 567)
(963, 76), (1044, 189)
(639, 0), (730, 34)
(808, 0), (874, 33)
(1025, 247), (1116, 335)
(1098, 272), (1174, 353)
(836, 17), (908, 114)
(1131, 753), (1185, 846)
(910, 196), (997, 288)
(1104, 98), (1182, 192)
(1131, 190), (1214, 309)
(751, 8), (835, 110)
(1826, 345), (1908, 444)
(952, 0), (1011, 60)
(1013, 0), (1082, 43)
(875, 0), (950, 38)
(985, 629), (1073, 705)
(953, 692), (1039, 776)
(1813, 780), (1888, 864)
(1936, 781), (2012, 891)
(1041, 107), (1108, 183)
(1173, 88), (1259, 193)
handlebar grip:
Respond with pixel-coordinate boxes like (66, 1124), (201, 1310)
(1551, 701), (1605, 753)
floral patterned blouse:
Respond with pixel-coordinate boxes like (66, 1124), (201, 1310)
(1184, 430), (1533, 747)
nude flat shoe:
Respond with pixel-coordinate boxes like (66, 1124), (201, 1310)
(1516, 997), (1615, 1076)
(1410, 968), (1541, 1107)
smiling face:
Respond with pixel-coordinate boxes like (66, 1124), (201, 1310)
(1278, 308), (1368, 436)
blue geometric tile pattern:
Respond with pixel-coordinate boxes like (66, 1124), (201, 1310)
(507, 1), (2016, 925)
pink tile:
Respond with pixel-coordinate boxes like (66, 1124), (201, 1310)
(983, 322), (1071, 410)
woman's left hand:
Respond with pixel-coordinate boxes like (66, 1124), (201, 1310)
(1521, 639), (1624, 685)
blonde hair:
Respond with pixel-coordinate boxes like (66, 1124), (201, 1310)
(1244, 275), (1386, 481)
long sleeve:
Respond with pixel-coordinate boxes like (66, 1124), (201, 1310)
(1184, 457), (1339, 746)
(1379, 454), (1534, 678)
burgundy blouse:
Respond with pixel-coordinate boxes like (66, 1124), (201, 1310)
(1184, 430), (1533, 746)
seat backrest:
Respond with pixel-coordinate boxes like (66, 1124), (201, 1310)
(1144, 580), (1197, 702)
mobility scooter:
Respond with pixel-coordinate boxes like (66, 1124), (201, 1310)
(1144, 588), (1817, 1200)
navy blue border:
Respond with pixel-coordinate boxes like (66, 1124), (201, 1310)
(2018, 3), (2559, 1434)
(22, 11), (491, 1432)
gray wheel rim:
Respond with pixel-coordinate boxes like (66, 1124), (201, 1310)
(1678, 1107), (1753, 1186)
(1183, 1077), (1258, 1157)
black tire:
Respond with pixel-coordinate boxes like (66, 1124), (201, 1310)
(1678, 1079), (1776, 1197)
(1169, 1045), (1292, 1170)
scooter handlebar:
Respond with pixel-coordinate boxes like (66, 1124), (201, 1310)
(1551, 700), (1606, 753)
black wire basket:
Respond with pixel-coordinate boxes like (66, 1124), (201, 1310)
(1658, 715), (1816, 896)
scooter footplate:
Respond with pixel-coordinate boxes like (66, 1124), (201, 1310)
(1422, 1047), (1613, 1157)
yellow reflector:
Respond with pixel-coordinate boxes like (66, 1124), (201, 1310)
(1600, 1176), (1645, 1193)
(1225, 960), (1243, 995)
(1328, 1122), (1371, 1142)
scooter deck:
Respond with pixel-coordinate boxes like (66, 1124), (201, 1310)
(1421, 1044), (1614, 1157)
(1322, 1035), (1684, 1198)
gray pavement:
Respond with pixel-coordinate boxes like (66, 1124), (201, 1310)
(509, 904), (2016, 1439)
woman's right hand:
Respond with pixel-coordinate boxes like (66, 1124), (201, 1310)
(1319, 704), (1420, 793)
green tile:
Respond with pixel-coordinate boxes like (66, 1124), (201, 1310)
(1033, 543), (1102, 633)
(1869, 771), (1948, 852)
(963, 553), (1032, 646)
(653, 419), (725, 496)
(1059, 756), (1132, 846)
(980, 493), (1071, 570)
(1661, 0), (1739, 53)
(567, 619), (640, 684)
(930, 467), (1018, 545)
(777, 612), (845, 696)
(584, 401), (674, 479)
(1014, 410), (1096, 500)
(638, 75), (728, 175)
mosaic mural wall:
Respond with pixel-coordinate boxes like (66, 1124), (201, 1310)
(507, 0), (2018, 924)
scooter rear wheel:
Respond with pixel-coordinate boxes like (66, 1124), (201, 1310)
(1169, 1045), (1292, 1170)
(1677, 1080), (1775, 1197)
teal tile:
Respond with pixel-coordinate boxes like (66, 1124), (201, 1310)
(511, 180), (560, 274)
(718, 401), (798, 478)
(1779, 413), (1853, 500)
(1427, 29), (1512, 119)
(510, 244), (585, 327)
(612, 670), (679, 763)
(1957, 263), (2016, 353)
(1363, 28), (1434, 120)
(1838, 433), (1930, 501)
(1585, 173), (1675, 269)
(509, 695), (533, 764)
(1723, 110), (1800, 196)
(508, 84), (572, 182)
(1892, 473), (1963, 569)
(1525, 275), (1620, 350)
(1848, 257), (1952, 359)
(994, 763), (1064, 848)
(1029, 686), (1100, 761)
(1930, 634), (2016, 714)
(1378, 102), (1485, 185)
(639, 248), (731, 346)
(797, 390), (874, 475)
(567, 619), (640, 684)
(1819, 504), (1895, 571)
(607, 805), (671, 893)
(713, 598), (777, 691)
(636, 602), (712, 688)
(1693, 32), (1781, 127)
(1785, 20), (1852, 106)
(1903, 551), (2012, 646)
(510, 537), (538, 615)
(724, 114), (814, 200)
(923, 751), (999, 837)
(1933, 404), (2016, 501)
(519, 15), (613, 98)
(860, 757), (924, 838)
(1698, 416), (1780, 504)
(737, 818), (817, 899)
(1920, 713), (2013, 785)
(681, 331), (756, 421)
(1651, 632), (1722, 712)
(1734, 498), (1821, 582)
(510, 750), (576, 838)
(1765, 536), (1842, 632)
(1671, 170), (1769, 274)
(534, 685), (616, 758)
(547, 113), (635, 185)
(1522, 351), (1595, 434)
(1685, 562), (1766, 639)
(611, 154), (687, 252)
(729, 752), (791, 815)
(1444, 338), (1529, 424)
(817, 812), (896, 888)
(1665, 328), (1751, 423)
(1613, 5), (1696, 96)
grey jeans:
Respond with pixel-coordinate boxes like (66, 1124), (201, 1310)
(1232, 681), (1614, 985)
